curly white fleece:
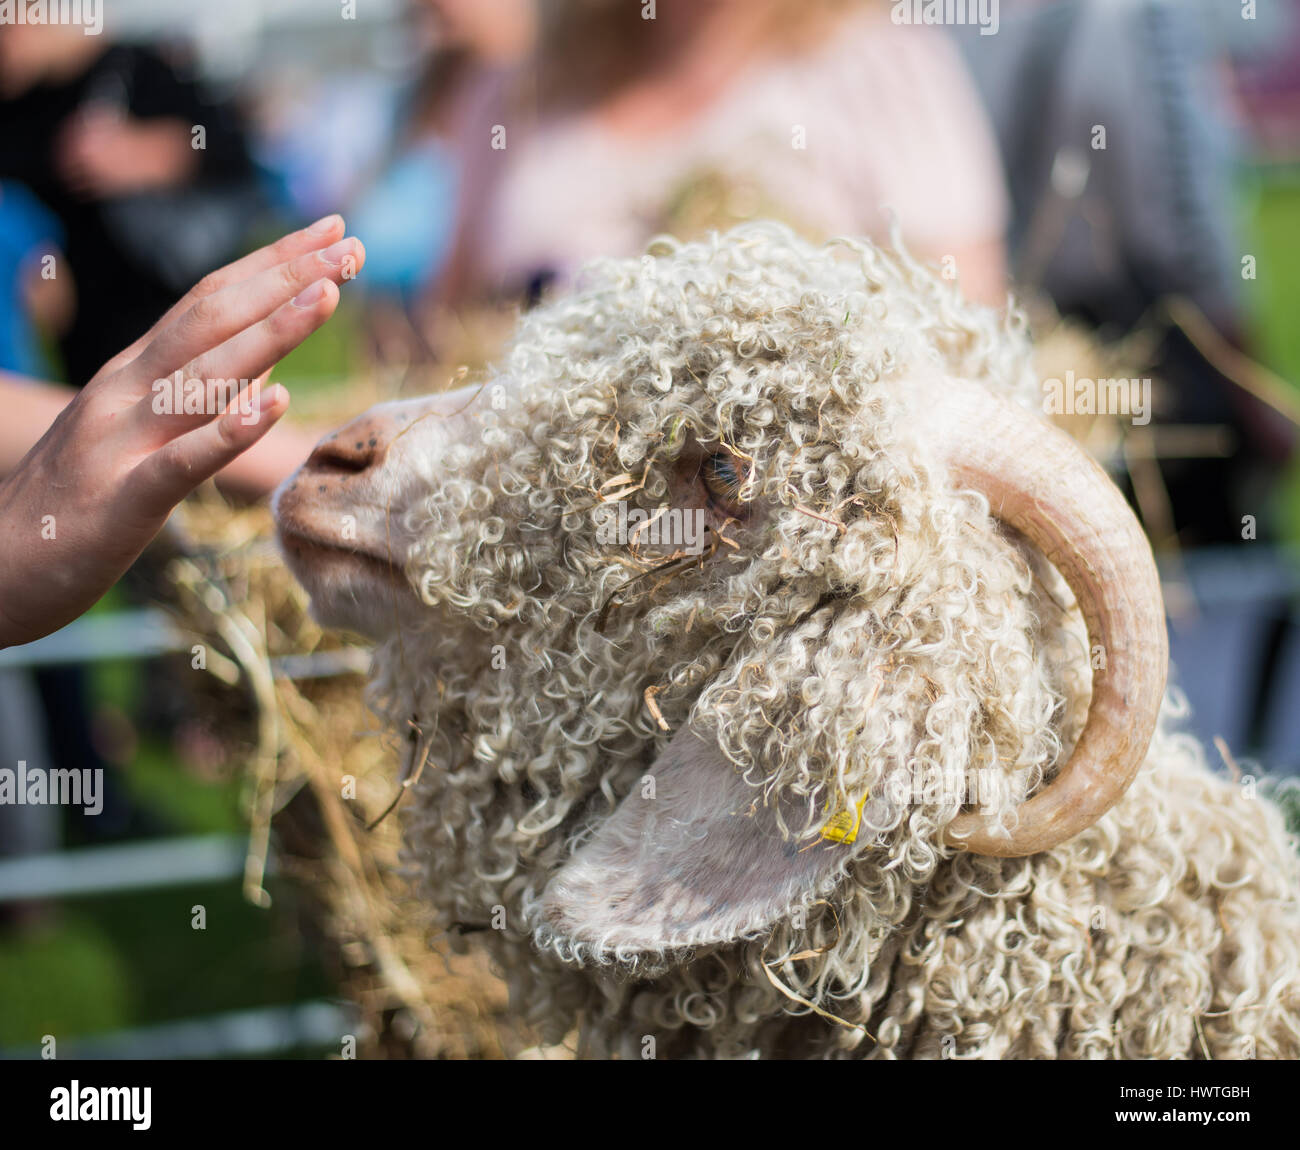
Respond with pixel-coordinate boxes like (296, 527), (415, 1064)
(357, 223), (1300, 1058)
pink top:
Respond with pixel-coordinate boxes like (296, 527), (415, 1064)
(462, 12), (1008, 298)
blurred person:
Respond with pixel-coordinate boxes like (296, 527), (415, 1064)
(348, 0), (534, 306)
(953, 0), (1295, 546)
(948, 0), (1300, 768)
(954, 0), (1244, 332)
(0, 15), (259, 387)
(0, 182), (67, 379)
(438, 0), (1009, 309)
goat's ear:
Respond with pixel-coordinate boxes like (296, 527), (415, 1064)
(538, 725), (848, 959)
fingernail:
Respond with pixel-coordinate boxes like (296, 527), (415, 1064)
(292, 279), (327, 308)
(307, 213), (342, 235)
(317, 238), (354, 267)
(248, 383), (286, 423)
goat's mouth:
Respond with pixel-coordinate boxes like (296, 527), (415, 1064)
(275, 521), (417, 639)
(277, 526), (406, 588)
(272, 480), (407, 594)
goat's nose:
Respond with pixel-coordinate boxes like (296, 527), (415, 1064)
(303, 412), (392, 476)
(296, 386), (485, 484)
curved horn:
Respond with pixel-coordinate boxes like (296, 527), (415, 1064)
(926, 377), (1168, 857)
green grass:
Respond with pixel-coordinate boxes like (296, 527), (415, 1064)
(0, 713), (333, 1049)
(1246, 173), (1300, 388)
(0, 879), (331, 1048)
(122, 736), (246, 836)
(1239, 166), (1300, 546)
(0, 717), (330, 1051)
(266, 290), (366, 400)
(0, 916), (131, 1041)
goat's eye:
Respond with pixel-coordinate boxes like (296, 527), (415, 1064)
(701, 451), (750, 514)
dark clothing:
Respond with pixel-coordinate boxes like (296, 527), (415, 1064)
(0, 42), (255, 385)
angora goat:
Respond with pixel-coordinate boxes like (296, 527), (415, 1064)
(274, 223), (1300, 1059)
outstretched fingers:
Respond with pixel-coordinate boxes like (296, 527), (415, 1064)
(132, 235), (364, 392)
(125, 379), (291, 519)
(132, 269), (345, 442)
(100, 214), (347, 378)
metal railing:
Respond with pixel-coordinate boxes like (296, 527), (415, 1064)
(0, 606), (366, 1059)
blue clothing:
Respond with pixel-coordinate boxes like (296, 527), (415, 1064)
(348, 139), (458, 301)
(0, 181), (62, 376)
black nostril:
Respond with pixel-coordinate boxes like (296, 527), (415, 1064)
(306, 435), (378, 475)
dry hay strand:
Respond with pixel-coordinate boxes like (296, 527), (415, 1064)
(1026, 298), (1164, 464)
(157, 493), (534, 1059)
(1023, 295), (1283, 622)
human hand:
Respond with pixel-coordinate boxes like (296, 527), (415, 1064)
(57, 107), (198, 198)
(0, 215), (364, 649)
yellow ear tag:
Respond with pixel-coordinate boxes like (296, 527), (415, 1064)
(820, 792), (869, 844)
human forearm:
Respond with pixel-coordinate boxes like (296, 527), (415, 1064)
(213, 417), (326, 501)
(0, 373), (77, 476)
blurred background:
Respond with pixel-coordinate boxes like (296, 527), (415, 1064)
(0, 0), (1297, 1058)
